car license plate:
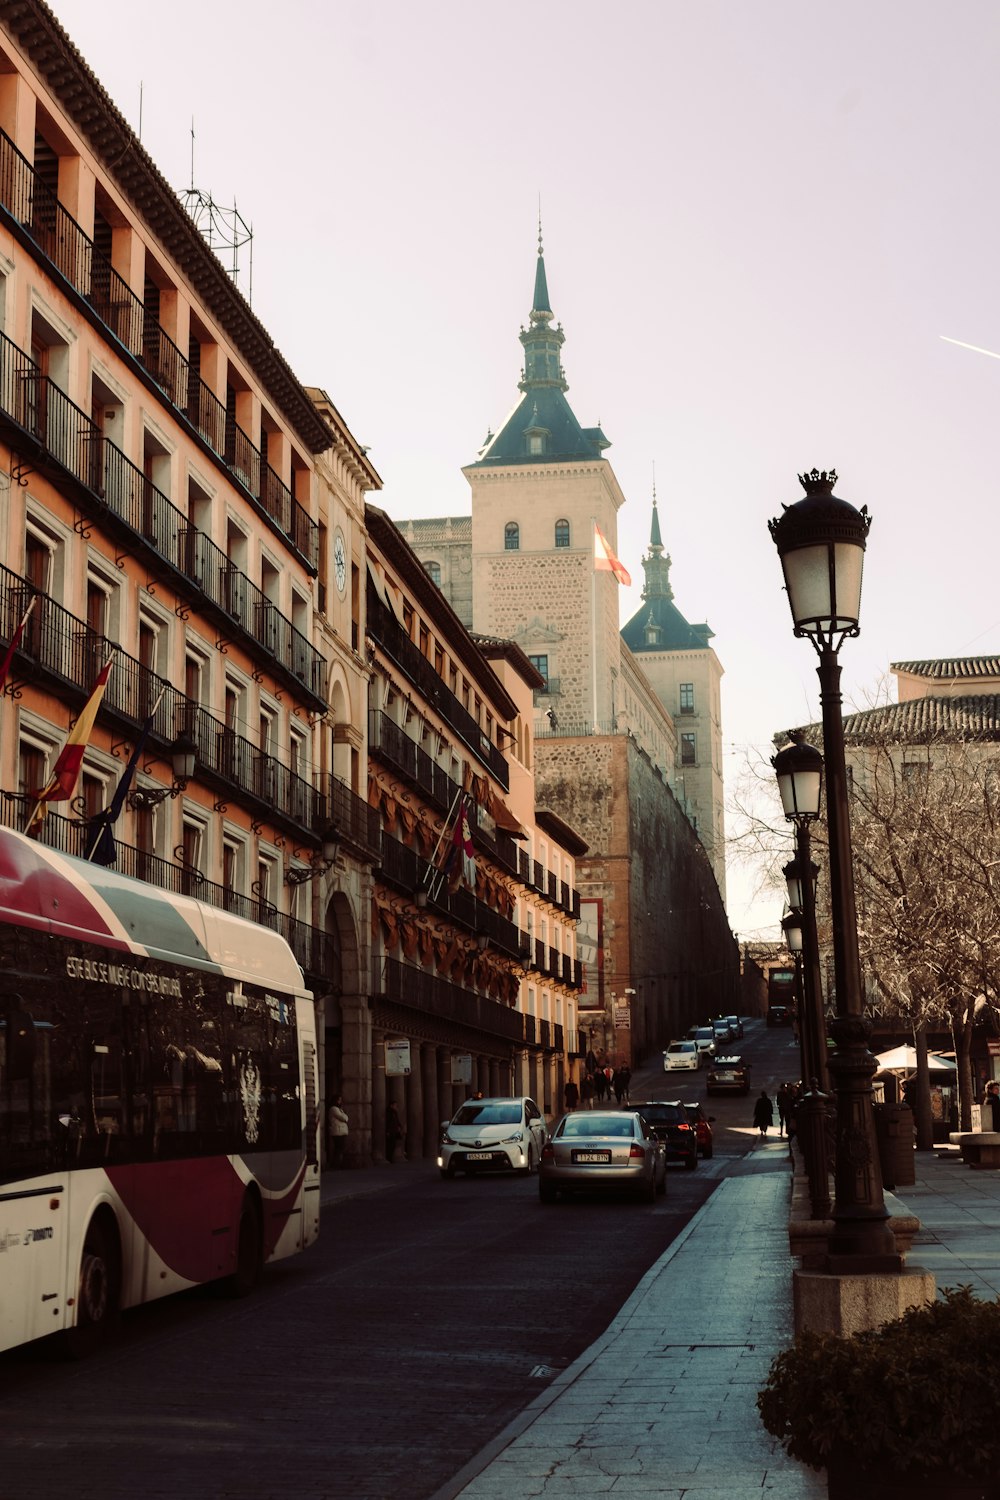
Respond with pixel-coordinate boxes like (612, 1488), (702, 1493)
(573, 1150), (611, 1163)
(718, 1071), (734, 1081)
(465, 1151), (493, 1161)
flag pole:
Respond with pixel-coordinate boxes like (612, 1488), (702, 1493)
(83, 685), (166, 860)
(425, 788), (464, 904)
(591, 517), (599, 731)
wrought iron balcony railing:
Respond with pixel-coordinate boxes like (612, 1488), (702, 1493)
(374, 955), (548, 1049)
(366, 593), (509, 789)
(377, 832), (521, 958)
(0, 126), (318, 569)
(0, 330), (327, 707)
(368, 711), (519, 877)
(0, 563), (347, 852)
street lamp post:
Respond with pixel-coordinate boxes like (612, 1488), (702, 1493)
(770, 469), (899, 1271)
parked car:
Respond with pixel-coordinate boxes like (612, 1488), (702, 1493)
(538, 1110), (666, 1203)
(725, 1014), (744, 1039)
(663, 1039), (700, 1072)
(684, 1101), (715, 1158)
(767, 1005), (792, 1028)
(438, 1096), (547, 1178)
(634, 1100), (699, 1170)
(706, 1054), (752, 1096)
(687, 1025), (717, 1064)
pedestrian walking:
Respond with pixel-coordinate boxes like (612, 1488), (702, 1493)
(564, 1075), (580, 1112)
(593, 1068), (607, 1103)
(327, 1093), (349, 1167)
(619, 1065), (631, 1106)
(776, 1082), (793, 1138)
(385, 1101), (405, 1162)
(580, 1072), (594, 1109)
(753, 1090), (774, 1140)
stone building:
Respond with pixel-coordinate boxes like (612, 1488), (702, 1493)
(400, 240), (737, 1062)
(363, 504), (585, 1161)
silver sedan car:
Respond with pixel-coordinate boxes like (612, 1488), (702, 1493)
(538, 1110), (667, 1203)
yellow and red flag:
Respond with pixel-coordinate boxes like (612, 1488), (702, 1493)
(26, 655), (114, 830)
(593, 523), (631, 586)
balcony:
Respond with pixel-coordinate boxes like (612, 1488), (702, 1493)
(0, 127), (318, 570)
(0, 331), (327, 709)
(327, 773), (382, 862)
(373, 955), (526, 1045)
(366, 593), (509, 789)
(378, 832), (521, 957)
(0, 794), (335, 985)
(0, 563), (340, 849)
(368, 711), (519, 876)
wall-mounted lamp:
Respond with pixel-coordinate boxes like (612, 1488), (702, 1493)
(475, 929), (490, 954)
(285, 823), (340, 885)
(127, 729), (197, 810)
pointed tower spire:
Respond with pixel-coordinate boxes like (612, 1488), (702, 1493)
(641, 470), (673, 601)
(649, 464), (664, 553)
(519, 219), (566, 393)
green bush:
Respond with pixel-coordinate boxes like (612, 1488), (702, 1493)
(757, 1287), (1000, 1476)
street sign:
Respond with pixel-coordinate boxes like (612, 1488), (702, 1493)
(385, 1039), (411, 1076)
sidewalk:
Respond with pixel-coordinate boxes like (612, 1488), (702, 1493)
(409, 1140), (1000, 1500)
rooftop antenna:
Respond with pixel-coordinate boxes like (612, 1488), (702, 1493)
(180, 116), (254, 302)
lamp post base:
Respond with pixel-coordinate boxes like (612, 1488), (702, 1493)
(826, 1013), (901, 1271)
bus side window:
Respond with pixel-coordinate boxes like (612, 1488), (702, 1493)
(3, 998), (36, 1082)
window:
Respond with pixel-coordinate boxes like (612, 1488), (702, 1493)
(528, 434), (544, 455)
(528, 654), (549, 689)
(423, 560), (442, 586)
(680, 683), (695, 714)
(504, 522), (520, 551)
(681, 733), (697, 766)
(554, 519), (570, 548)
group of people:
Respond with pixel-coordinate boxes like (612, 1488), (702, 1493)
(752, 1081), (802, 1141)
(565, 1060), (632, 1112)
(327, 1094), (406, 1165)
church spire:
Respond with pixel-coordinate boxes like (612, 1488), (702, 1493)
(519, 220), (567, 393)
(641, 478), (673, 601)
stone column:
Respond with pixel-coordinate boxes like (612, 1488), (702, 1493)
(386, 1072), (406, 1163)
(371, 1029), (387, 1163)
(488, 1058), (500, 1097)
(339, 995), (372, 1165)
(407, 1041), (424, 1160)
(476, 1055), (490, 1096)
(422, 1044), (440, 1160)
(513, 1048), (528, 1097)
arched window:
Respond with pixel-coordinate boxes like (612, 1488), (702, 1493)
(504, 522), (520, 551)
(423, 560), (442, 586)
(554, 519), (570, 548)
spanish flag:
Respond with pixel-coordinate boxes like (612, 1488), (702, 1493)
(26, 656), (114, 831)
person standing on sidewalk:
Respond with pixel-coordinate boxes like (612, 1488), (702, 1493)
(984, 1081), (1000, 1129)
(564, 1075), (579, 1112)
(327, 1093), (349, 1167)
(385, 1101), (405, 1162)
(775, 1082), (792, 1138)
(753, 1090), (774, 1140)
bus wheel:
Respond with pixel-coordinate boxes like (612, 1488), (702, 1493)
(227, 1193), (263, 1298)
(63, 1213), (120, 1359)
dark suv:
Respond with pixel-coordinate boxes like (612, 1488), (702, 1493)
(635, 1100), (698, 1170)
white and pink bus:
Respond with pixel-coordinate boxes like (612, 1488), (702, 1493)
(0, 826), (320, 1355)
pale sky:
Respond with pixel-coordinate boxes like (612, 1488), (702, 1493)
(45, 0), (1000, 939)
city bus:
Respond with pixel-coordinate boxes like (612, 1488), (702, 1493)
(0, 826), (320, 1355)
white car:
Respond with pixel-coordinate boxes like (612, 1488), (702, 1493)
(687, 1026), (718, 1065)
(663, 1040), (700, 1072)
(438, 1096), (548, 1178)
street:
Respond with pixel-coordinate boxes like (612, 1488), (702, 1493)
(0, 1020), (802, 1500)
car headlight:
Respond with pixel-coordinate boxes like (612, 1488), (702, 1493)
(442, 1132), (459, 1145)
(501, 1132), (525, 1145)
